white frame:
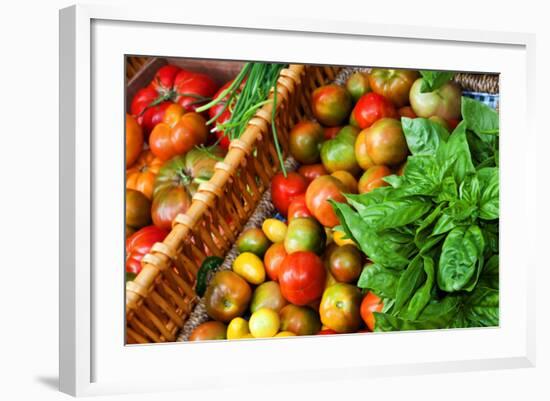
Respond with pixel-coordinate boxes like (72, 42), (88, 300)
(59, 3), (536, 397)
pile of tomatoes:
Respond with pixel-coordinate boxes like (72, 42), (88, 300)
(190, 68), (463, 340)
(125, 64), (235, 281)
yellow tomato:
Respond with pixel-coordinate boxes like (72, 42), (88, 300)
(275, 331), (296, 337)
(333, 229), (356, 247)
(262, 219), (288, 243)
(249, 308), (280, 338)
(233, 252), (266, 285)
(241, 333), (254, 339)
(227, 317), (250, 340)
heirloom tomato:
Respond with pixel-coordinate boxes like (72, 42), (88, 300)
(352, 92), (397, 129)
(297, 164), (328, 184)
(328, 244), (363, 283)
(126, 114), (143, 167)
(205, 270), (252, 323)
(289, 120), (325, 164)
(319, 283), (362, 333)
(345, 71), (371, 102)
(287, 194), (313, 222)
(250, 281), (288, 314)
(284, 217), (326, 255)
(130, 86), (174, 137)
(189, 321), (227, 341)
(271, 171), (308, 216)
(264, 242), (287, 281)
(152, 148), (222, 230)
(409, 78), (461, 120)
(125, 225), (169, 275)
(331, 171), (358, 194)
(358, 165), (392, 194)
(173, 69), (218, 112)
(311, 84), (352, 127)
(368, 69), (419, 108)
(126, 189), (151, 233)
(126, 150), (163, 199)
(305, 175), (347, 228)
(320, 125), (361, 175)
(360, 292), (384, 331)
(236, 228), (271, 257)
(279, 251), (326, 306)
(279, 304), (321, 336)
(364, 118), (408, 166)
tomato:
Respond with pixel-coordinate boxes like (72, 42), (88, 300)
(311, 84), (352, 127)
(150, 64), (180, 95)
(345, 71), (371, 102)
(398, 106), (417, 119)
(152, 148), (222, 230)
(319, 283), (362, 333)
(249, 308), (280, 338)
(149, 104), (209, 161)
(368, 69), (419, 108)
(173, 69), (218, 112)
(320, 125), (361, 175)
(358, 165), (392, 193)
(126, 188), (151, 233)
(262, 219), (288, 243)
(125, 225), (169, 275)
(126, 150), (164, 200)
(232, 252), (266, 285)
(318, 329), (338, 335)
(284, 217), (326, 255)
(429, 116), (451, 131)
(328, 244), (363, 283)
(279, 251), (326, 306)
(409, 78), (461, 120)
(289, 120), (325, 164)
(354, 129), (375, 171)
(364, 118), (408, 166)
(279, 304), (321, 335)
(331, 171), (358, 194)
(287, 194), (313, 222)
(352, 92), (398, 129)
(189, 321), (227, 341)
(227, 317), (250, 339)
(250, 281), (288, 313)
(126, 114), (143, 167)
(360, 292), (384, 331)
(263, 242), (287, 281)
(205, 270), (252, 323)
(305, 175), (347, 228)
(236, 228), (271, 257)
(323, 126), (341, 140)
(271, 171), (308, 216)
(297, 164), (328, 184)
(130, 86), (174, 137)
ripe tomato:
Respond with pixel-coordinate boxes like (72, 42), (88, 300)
(279, 304), (322, 335)
(205, 270), (252, 323)
(125, 225), (169, 275)
(130, 86), (174, 137)
(409, 78), (461, 120)
(264, 242), (287, 281)
(150, 64), (180, 95)
(331, 171), (358, 194)
(368, 69), (419, 108)
(173, 69), (218, 112)
(279, 251), (326, 306)
(319, 283), (362, 333)
(289, 120), (325, 164)
(189, 321), (227, 341)
(398, 106), (417, 119)
(126, 188), (151, 233)
(311, 84), (352, 127)
(358, 165), (392, 194)
(149, 104), (209, 161)
(126, 150), (163, 199)
(345, 71), (371, 102)
(271, 171), (308, 216)
(126, 114), (143, 167)
(352, 92), (398, 129)
(287, 194), (313, 222)
(297, 164), (328, 184)
(305, 175), (347, 228)
(364, 118), (408, 166)
(360, 292), (384, 331)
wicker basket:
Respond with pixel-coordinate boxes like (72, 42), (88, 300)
(125, 58), (340, 343)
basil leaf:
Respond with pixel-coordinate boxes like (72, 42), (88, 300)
(357, 263), (400, 298)
(452, 286), (499, 328)
(437, 122), (475, 182)
(383, 174), (404, 188)
(401, 117), (449, 156)
(415, 204), (443, 246)
(431, 213), (457, 236)
(478, 254), (499, 290)
(394, 255), (425, 312)
(461, 96), (499, 136)
(403, 255), (435, 320)
(466, 129), (496, 168)
(445, 199), (478, 222)
(459, 174), (481, 206)
(396, 155), (448, 197)
(436, 176), (458, 203)
(477, 167), (499, 220)
(419, 71), (455, 93)
(355, 198), (432, 231)
(374, 296), (460, 331)
(437, 225), (485, 292)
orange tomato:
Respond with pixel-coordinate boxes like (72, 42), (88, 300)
(331, 171), (358, 194)
(360, 292), (384, 331)
(149, 104), (208, 160)
(126, 114), (143, 167)
(126, 150), (164, 199)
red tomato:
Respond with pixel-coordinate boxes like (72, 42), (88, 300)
(305, 175), (347, 228)
(297, 164), (328, 184)
(126, 225), (169, 275)
(174, 69), (218, 112)
(130, 87), (174, 137)
(398, 106), (417, 119)
(287, 194), (313, 222)
(360, 292), (384, 331)
(279, 251), (326, 306)
(318, 329), (338, 335)
(150, 64), (181, 95)
(324, 126), (341, 140)
(352, 92), (397, 129)
(271, 172), (308, 216)
(264, 242), (287, 281)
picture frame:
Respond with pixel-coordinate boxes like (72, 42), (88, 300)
(59, 3), (536, 397)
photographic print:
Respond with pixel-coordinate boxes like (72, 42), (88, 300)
(124, 57), (499, 344)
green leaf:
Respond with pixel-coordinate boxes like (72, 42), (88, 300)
(477, 167), (499, 220)
(355, 198), (432, 231)
(431, 213), (457, 236)
(437, 225), (485, 292)
(461, 96), (499, 136)
(445, 199), (478, 222)
(437, 122), (475, 183)
(357, 264), (400, 298)
(419, 71), (455, 93)
(436, 176), (458, 203)
(452, 286), (499, 328)
(466, 129), (496, 168)
(394, 255), (425, 312)
(478, 255), (499, 290)
(403, 255), (435, 320)
(459, 174), (481, 206)
(401, 117), (449, 156)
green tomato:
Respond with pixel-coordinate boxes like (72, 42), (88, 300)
(320, 125), (361, 174)
(237, 228), (271, 257)
(284, 217), (326, 255)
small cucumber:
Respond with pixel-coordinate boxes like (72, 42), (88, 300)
(195, 256), (224, 297)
